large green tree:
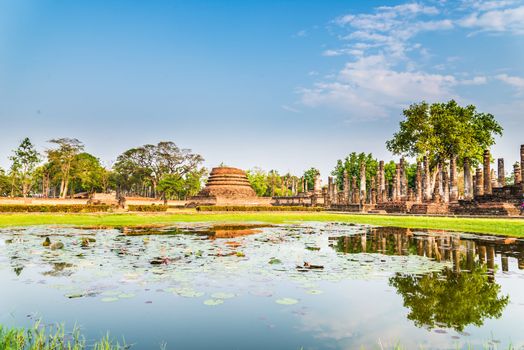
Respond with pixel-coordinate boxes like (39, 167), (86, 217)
(9, 138), (41, 197)
(114, 141), (204, 198)
(386, 100), (503, 167)
(46, 138), (85, 198)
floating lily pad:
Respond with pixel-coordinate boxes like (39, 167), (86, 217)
(276, 298), (299, 305)
(203, 299), (224, 306)
(211, 292), (235, 299)
(101, 297), (119, 303)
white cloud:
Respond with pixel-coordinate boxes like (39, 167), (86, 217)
(496, 73), (524, 89)
(299, 1), (523, 122)
(281, 104), (302, 113)
(459, 5), (524, 34)
(300, 55), (457, 120)
(459, 76), (488, 85)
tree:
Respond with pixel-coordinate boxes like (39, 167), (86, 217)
(386, 100), (503, 167)
(114, 141), (204, 198)
(331, 152), (378, 191)
(70, 153), (106, 194)
(0, 168), (10, 196)
(157, 168), (206, 200)
(46, 138), (84, 198)
(247, 167), (269, 196)
(390, 264), (509, 332)
(9, 138), (41, 197)
(303, 168), (320, 191)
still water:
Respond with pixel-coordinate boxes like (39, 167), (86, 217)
(1, 223), (523, 349)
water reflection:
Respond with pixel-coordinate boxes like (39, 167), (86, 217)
(332, 227), (516, 331)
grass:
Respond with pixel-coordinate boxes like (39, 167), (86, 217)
(0, 322), (127, 350)
(0, 210), (522, 236)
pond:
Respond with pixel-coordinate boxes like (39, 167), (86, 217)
(1, 223), (523, 349)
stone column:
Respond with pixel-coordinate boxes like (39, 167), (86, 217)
(343, 171), (349, 204)
(432, 162), (442, 203)
(498, 158), (505, 187)
(393, 163), (400, 202)
(450, 156), (458, 201)
(351, 176), (358, 204)
(359, 162), (367, 204)
(514, 163), (522, 185)
(483, 149), (492, 195)
(314, 174), (321, 194)
(475, 168), (484, 197)
(385, 181), (390, 202)
(370, 177), (377, 204)
(416, 161), (422, 203)
(423, 156), (431, 202)
(463, 158), (473, 200)
(400, 157), (408, 201)
(442, 165), (450, 203)
(521, 145), (524, 192)
(327, 177), (333, 206)
(379, 160), (386, 203)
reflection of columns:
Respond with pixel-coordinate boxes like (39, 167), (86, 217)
(478, 245), (487, 264)
(450, 155), (458, 201)
(416, 161), (422, 203)
(487, 245), (495, 282)
(452, 237), (461, 272)
(497, 158), (505, 187)
(423, 156), (431, 202)
(464, 158), (473, 200)
(361, 234), (367, 253)
(501, 254), (509, 272)
(466, 241), (475, 271)
(483, 150), (492, 195)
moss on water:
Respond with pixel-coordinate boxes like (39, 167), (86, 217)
(0, 211), (522, 237)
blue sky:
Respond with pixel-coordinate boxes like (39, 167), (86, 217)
(1, 0), (523, 178)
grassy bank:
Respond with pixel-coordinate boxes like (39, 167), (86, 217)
(0, 211), (522, 236)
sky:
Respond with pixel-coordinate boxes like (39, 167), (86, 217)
(1, 0), (523, 179)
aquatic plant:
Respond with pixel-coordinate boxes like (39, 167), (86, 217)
(0, 322), (128, 350)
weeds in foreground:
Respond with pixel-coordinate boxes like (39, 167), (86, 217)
(0, 322), (128, 350)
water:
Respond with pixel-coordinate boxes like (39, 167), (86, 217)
(1, 223), (523, 349)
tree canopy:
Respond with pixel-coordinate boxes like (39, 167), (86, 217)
(386, 100), (503, 167)
(390, 264), (509, 331)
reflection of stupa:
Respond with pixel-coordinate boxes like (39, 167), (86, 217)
(187, 167), (271, 206)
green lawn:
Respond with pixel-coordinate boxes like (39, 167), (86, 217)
(0, 211), (522, 236)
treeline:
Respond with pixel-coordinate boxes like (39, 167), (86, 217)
(0, 138), (206, 200)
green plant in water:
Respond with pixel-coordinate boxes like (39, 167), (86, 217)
(0, 322), (128, 350)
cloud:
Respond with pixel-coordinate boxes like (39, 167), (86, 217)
(299, 1), (523, 122)
(459, 5), (524, 34)
(300, 55), (457, 120)
(496, 74), (524, 89)
(281, 104), (302, 113)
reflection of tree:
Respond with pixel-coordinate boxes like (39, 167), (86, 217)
(389, 263), (509, 332)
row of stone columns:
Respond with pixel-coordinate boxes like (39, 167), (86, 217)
(323, 144), (524, 206)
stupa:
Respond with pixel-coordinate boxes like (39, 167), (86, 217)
(187, 167), (271, 206)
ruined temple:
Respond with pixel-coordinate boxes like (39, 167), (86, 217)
(187, 167), (270, 206)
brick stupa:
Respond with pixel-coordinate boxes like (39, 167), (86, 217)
(187, 167), (271, 207)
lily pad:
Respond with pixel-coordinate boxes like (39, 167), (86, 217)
(101, 297), (119, 303)
(276, 298), (299, 305)
(203, 299), (224, 306)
